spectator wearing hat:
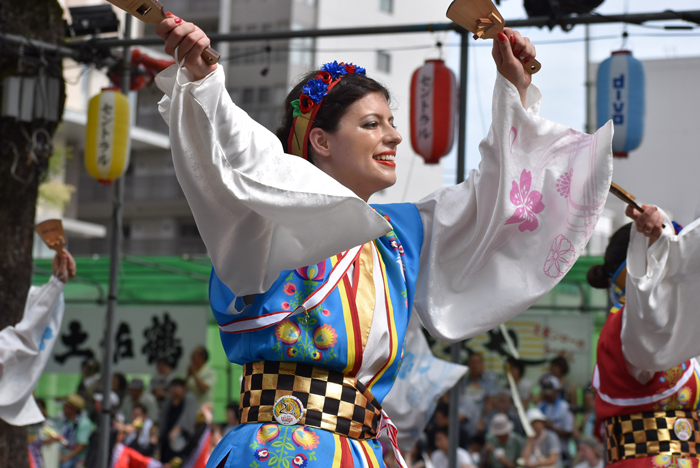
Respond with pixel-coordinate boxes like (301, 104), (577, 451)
(121, 378), (160, 424)
(83, 391), (121, 468)
(573, 437), (603, 468)
(485, 413), (526, 468)
(186, 346), (217, 407)
(431, 426), (476, 468)
(537, 374), (574, 464)
(521, 408), (561, 468)
(55, 394), (93, 468)
(484, 389), (524, 436)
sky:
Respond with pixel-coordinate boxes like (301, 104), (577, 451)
(440, 0), (700, 184)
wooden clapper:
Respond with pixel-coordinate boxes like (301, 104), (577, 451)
(104, 0), (220, 64)
(446, 0), (542, 74)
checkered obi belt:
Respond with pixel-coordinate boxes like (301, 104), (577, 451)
(605, 410), (700, 463)
(239, 361), (383, 440)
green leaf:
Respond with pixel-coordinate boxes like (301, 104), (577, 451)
(272, 440), (284, 447)
(285, 442), (294, 450)
(291, 99), (302, 118)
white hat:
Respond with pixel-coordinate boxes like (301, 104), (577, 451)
(489, 413), (515, 436)
(539, 374), (562, 392)
(526, 407), (547, 424)
(93, 391), (120, 408)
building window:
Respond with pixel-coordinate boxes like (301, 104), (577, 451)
(258, 87), (270, 104)
(179, 224), (200, 238)
(242, 88), (255, 104)
(230, 47), (241, 65)
(379, 0), (393, 13)
(244, 46), (257, 64)
(377, 51), (391, 73)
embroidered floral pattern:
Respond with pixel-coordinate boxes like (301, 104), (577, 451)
(294, 262), (326, 282)
(660, 364), (686, 386)
(275, 320), (300, 345)
(256, 424), (280, 445)
(652, 454), (692, 468)
(543, 235), (576, 278)
(250, 425), (318, 468)
(505, 169), (545, 232)
(312, 324), (338, 350)
(556, 169), (574, 198)
(653, 384), (692, 411)
(291, 427), (319, 450)
(273, 275), (338, 364)
(291, 454), (309, 468)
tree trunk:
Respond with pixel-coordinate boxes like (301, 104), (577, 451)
(0, 1), (66, 466)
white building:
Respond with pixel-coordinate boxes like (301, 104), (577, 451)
(590, 56), (700, 228)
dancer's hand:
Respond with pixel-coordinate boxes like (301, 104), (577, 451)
(155, 13), (217, 81)
(52, 250), (76, 283)
(626, 204), (665, 246)
(492, 28), (536, 106)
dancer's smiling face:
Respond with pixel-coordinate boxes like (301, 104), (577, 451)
(309, 92), (402, 202)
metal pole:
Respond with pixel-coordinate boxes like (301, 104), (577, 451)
(584, 24), (592, 135)
(448, 27), (469, 468)
(217, 0), (231, 67)
(97, 14), (131, 468)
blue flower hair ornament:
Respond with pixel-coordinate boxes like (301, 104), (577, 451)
(288, 61), (367, 159)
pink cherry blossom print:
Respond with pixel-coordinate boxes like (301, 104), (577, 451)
(509, 126), (517, 154)
(556, 169), (573, 198)
(505, 169), (545, 232)
(284, 283), (297, 295)
(543, 235), (576, 278)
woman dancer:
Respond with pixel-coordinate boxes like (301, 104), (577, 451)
(154, 13), (613, 468)
(591, 204), (700, 468)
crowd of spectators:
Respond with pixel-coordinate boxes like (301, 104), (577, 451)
(33, 346), (228, 468)
(400, 354), (601, 468)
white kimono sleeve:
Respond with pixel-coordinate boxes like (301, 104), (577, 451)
(0, 277), (65, 426)
(155, 65), (391, 297)
(622, 212), (700, 373)
(413, 74), (613, 342)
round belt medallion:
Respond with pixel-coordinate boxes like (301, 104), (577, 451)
(273, 395), (304, 426)
(674, 418), (693, 442)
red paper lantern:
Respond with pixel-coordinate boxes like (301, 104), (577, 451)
(410, 59), (458, 164)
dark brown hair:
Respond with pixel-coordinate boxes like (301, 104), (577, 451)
(275, 70), (391, 163)
(586, 223), (632, 289)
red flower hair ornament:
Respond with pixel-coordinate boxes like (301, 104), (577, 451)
(288, 61), (366, 159)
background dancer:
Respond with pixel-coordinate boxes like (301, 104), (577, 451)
(590, 203), (700, 468)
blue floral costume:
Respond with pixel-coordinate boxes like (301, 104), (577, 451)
(208, 205), (422, 468)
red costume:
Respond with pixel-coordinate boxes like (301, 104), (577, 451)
(594, 306), (700, 468)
